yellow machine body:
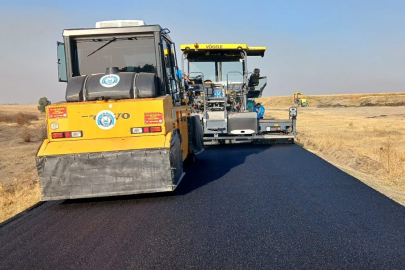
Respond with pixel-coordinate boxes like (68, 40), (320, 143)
(36, 96), (201, 200)
(38, 96), (190, 160)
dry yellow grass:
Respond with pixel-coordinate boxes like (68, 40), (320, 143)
(258, 95), (405, 205)
(0, 177), (41, 222)
(258, 92), (405, 108)
(0, 105), (44, 223)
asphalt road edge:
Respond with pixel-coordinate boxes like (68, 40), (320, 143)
(295, 141), (405, 207)
(0, 201), (46, 229)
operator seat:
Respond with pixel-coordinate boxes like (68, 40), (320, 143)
(248, 68), (260, 87)
(204, 81), (214, 96)
(205, 85), (213, 96)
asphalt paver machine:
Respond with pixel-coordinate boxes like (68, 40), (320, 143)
(180, 43), (297, 144)
(36, 20), (204, 200)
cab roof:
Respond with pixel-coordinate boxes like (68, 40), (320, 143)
(180, 44), (266, 57)
(63, 25), (164, 38)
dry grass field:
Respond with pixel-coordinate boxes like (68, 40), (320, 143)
(0, 93), (404, 223)
(0, 105), (44, 223)
(259, 92), (405, 108)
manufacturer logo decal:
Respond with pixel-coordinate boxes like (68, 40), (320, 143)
(206, 44), (223, 49)
(82, 112), (130, 120)
(100, 74), (120, 88)
(95, 110), (116, 130)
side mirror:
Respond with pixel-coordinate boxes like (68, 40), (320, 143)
(57, 42), (67, 82)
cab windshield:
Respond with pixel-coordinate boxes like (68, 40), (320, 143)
(72, 36), (157, 76)
(188, 60), (244, 84)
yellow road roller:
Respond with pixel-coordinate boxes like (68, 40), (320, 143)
(36, 20), (203, 200)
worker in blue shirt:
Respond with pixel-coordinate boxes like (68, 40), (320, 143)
(175, 66), (193, 90)
(175, 66), (182, 81)
(254, 103), (265, 119)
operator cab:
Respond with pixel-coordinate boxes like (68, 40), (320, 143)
(57, 20), (182, 104)
(180, 44), (267, 113)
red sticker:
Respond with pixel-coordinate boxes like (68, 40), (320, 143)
(144, 112), (163, 125)
(49, 107), (67, 119)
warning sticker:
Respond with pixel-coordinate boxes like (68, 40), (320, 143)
(49, 107), (67, 119)
(145, 112), (163, 125)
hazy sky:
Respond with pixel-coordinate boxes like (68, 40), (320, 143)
(0, 0), (404, 104)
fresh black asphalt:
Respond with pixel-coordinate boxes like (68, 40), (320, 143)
(1, 144), (405, 269)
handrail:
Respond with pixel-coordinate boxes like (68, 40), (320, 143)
(189, 72), (205, 112)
